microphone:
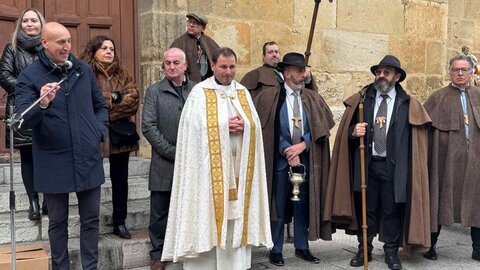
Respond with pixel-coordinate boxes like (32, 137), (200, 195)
(0, 60), (73, 103)
(57, 60), (73, 70)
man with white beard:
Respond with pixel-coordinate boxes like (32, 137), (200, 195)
(324, 55), (431, 270)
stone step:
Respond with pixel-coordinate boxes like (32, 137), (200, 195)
(0, 198), (150, 245)
(0, 157), (150, 185)
(1, 228), (272, 270)
(0, 175), (149, 214)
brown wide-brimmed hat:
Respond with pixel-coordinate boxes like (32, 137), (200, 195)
(370, 55), (407, 82)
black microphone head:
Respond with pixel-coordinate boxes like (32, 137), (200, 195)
(62, 60), (73, 69)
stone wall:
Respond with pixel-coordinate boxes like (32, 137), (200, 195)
(137, 0), (479, 156)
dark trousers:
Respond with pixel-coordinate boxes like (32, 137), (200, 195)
(271, 168), (309, 253)
(149, 191), (171, 260)
(19, 146), (35, 197)
(45, 186), (101, 270)
(355, 158), (404, 254)
(432, 226), (480, 251)
(109, 152), (130, 226)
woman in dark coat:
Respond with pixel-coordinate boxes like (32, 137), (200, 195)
(0, 8), (46, 220)
(80, 35), (140, 239)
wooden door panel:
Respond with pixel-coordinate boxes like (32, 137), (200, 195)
(87, 0), (111, 16)
(44, 0), (120, 57)
(0, 20), (15, 53)
(0, 0), (136, 155)
(0, 0), (27, 18)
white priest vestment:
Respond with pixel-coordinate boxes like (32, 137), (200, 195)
(161, 77), (273, 269)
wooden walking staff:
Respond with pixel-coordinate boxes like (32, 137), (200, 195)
(304, 0), (333, 65)
(358, 89), (369, 270)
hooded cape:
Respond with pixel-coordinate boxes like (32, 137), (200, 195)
(324, 86), (431, 248)
(424, 85), (480, 229)
(252, 82), (334, 241)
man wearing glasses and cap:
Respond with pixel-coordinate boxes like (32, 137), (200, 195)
(253, 52), (334, 266)
(325, 55), (431, 269)
(170, 12), (219, 82)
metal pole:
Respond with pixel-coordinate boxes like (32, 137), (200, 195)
(8, 105), (16, 270)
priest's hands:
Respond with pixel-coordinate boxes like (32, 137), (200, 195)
(352, 122), (368, 137)
(229, 115), (244, 134)
(284, 141), (306, 167)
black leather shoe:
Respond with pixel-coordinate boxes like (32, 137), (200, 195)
(350, 251), (372, 267)
(423, 247), (437, 260)
(472, 250), (480, 261)
(41, 199), (48, 215)
(28, 196), (40, 221)
(113, 225), (131, 239)
(269, 252), (284, 266)
(295, 249), (320, 263)
(385, 253), (402, 270)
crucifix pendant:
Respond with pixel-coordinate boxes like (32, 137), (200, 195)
(376, 116), (386, 129)
(465, 114), (469, 125)
(292, 116), (302, 128)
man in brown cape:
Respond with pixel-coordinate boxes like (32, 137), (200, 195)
(324, 55), (431, 270)
(170, 12), (219, 82)
(423, 54), (480, 262)
(251, 52), (334, 266)
(240, 41), (318, 101)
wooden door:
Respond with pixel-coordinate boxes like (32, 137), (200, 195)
(0, 0), (137, 155)
(42, 0), (138, 107)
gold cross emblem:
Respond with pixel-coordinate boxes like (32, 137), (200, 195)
(292, 117), (302, 128)
(376, 116), (386, 129)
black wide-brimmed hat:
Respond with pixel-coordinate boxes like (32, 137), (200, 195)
(278, 52), (307, 70)
(370, 55), (407, 82)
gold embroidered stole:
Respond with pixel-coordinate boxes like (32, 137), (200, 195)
(229, 177), (239, 201)
(203, 88), (256, 247)
(204, 89), (224, 246)
(237, 90), (256, 246)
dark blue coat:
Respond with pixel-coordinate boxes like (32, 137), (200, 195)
(15, 51), (108, 193)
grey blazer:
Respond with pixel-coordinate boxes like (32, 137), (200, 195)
(142, 78), (195, 191)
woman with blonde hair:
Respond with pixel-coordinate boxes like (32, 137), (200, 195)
(0, 8), (46, 220)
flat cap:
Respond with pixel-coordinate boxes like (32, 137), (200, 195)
(186, 13), (208, 26)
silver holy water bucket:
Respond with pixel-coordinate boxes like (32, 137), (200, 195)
(288, 164), (306, 201)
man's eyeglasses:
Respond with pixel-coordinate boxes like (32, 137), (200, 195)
(450, 68), (471, 74)
(374, 69), (394, 77)
(187, 19), (200, 26)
